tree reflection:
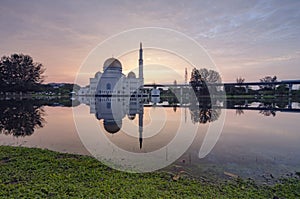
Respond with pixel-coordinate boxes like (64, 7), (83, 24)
(189, 97), (220, 124)
(235, 109), (244, 115)
(258, 102), (276, 117)
(0, 100), (45, 137)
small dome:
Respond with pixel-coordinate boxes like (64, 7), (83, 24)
(127, 71), (136, 78)
(94, 71), (102, 78)
(103, 120), (122, 134)
(103, 58), (122, 71)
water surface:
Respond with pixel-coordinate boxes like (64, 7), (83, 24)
(1, 99), (300, 182)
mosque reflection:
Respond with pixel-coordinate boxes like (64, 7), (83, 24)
(94, 97), (144, 148)
(86, 95), (223, 149)
(86, 95), (300, 150)
(1, 96), (299, 140)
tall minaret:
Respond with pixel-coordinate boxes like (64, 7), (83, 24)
(139, 42), (144, 83)
(138, 42), (144, 149)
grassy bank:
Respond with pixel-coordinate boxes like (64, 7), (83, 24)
(0, 146), (299, 198)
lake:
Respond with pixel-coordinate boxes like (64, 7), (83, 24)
(1, 97), (300, 183)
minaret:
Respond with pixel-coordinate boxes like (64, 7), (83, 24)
(139, 42), (144, 83)
(138, 42), (144, 149)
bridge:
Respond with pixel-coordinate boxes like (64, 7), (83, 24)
(144, 79), (300, 95)
(143, 103), (300, 113)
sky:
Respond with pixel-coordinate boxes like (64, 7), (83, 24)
(0, 0), (300, 85)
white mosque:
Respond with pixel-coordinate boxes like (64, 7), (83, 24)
(78, 43), (144, 96)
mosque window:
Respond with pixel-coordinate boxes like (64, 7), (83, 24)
(106, 83), (111, 90)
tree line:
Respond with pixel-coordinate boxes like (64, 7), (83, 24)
(0, 53), (80, 95)
(0, 54), (45, 92)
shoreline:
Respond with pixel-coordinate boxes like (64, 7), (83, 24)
(0, 145), (299, 198)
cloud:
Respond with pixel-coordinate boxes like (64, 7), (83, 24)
(0, 0), (299, 84)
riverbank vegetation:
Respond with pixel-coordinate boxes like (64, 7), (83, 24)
(0, 146), (299, 198)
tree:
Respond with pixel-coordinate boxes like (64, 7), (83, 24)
(0, 54), (45, 92)
(189, 68), (222, 96)
(198, 68), (222, 83)
(190, 68), (202, 83)
(259, 76), (277, 90)
(190, 68), (207, 95)
(234, 77), (246, 94)
(190, 68), (222, 84)
(236, 77), (245, 84)
(276, 84), (289, 95)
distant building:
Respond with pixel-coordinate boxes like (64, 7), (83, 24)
(151, 88), (160, 97)
(78, 43), (144, 96)
(78, 85), (90, 95)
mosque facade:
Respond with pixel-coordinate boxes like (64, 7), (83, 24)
(78, 43), (144, 96)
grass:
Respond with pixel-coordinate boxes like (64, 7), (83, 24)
(0, 146), (299, 198)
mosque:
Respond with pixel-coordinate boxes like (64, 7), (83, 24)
(78, 43), (144, 96)
(77, 43), (145, 148)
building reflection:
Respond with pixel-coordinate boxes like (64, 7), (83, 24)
(94, 96), (144, 148)
(86, 95), (300, 148)
(85, 94), (223, 149)
(0, 95), (298, 140)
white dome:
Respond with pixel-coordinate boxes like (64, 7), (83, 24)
(127, 71), (136, 78)
(103, 58), (122, 71)
(94, 71), (102, 78)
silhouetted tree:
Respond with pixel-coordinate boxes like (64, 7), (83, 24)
(190, 68), (202, 83)
(0, 54), (45, 92)
(199, 68), (222, 83)
(276, 84), (289, 95)
(236, 77), (245, 84)
(259, 76), (277, 90)
(190, 68), (222, 96)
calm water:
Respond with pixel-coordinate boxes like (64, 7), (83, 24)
(1, 98), (300, 183)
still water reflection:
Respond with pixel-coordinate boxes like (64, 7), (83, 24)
(0, 97), (300, 182)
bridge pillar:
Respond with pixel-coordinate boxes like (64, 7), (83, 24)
(245, 99), (248, 107)
(180, 87), (183, 105)
(288, 83), (292, 96)
(245, 85), (249, 94)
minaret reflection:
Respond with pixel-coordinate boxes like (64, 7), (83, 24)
(139, 99), (144, 149)
(95, 96), (144, 149)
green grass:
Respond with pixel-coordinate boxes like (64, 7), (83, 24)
(0, 146), (299, 198)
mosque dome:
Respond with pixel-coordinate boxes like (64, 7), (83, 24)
(103, 120), (122, 134)
(94, 71), (102, 79)
(103, 58), (122, 71)
(127, 71), (136, 78)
